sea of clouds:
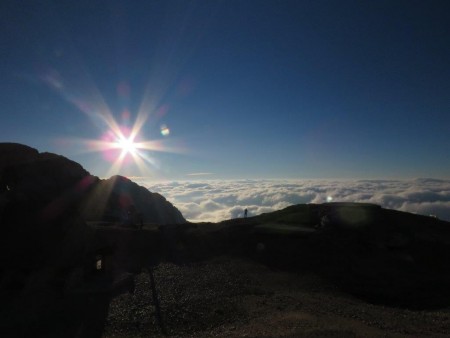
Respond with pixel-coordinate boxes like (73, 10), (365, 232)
(144, 178), (450, 223)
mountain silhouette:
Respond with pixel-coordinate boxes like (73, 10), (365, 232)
(0, 143), (185, 225)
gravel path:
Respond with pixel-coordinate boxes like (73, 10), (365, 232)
(103, 256), (450, 337)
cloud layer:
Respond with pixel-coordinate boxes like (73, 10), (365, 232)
(145, 179), (450, 223)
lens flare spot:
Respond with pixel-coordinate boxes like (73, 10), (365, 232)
(327, 196), (333, 202)
(156, 105), (169, 118)
(121, 109), (131, 121)
(161, 125), (170, 136)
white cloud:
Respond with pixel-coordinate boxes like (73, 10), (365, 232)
(146, 179), (450, 223)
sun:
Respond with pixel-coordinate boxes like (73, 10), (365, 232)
(116, 136), (137, 155)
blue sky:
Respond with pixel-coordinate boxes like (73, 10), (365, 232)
(1, 0), (449, 180)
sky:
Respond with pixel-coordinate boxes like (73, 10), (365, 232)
(1, 0), (449, 182)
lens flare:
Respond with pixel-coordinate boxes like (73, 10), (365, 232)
(160, 125), (170, 136)
(39, 63), (187, 178)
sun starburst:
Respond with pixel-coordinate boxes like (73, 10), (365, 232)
(39, 60), (187, 178)
(116, 136), (137, 155)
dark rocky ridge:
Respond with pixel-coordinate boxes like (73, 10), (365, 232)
(80, 175), (185, 225)
(0, 143), (185, 225)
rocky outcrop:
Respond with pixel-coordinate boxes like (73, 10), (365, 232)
(0, 144), (95, 306)
(0, 143), (185, 225)
(0, 143), (39, 172)
(0, 142), (185, 336)
(80, 175), (185, 224)
(0, 142), (184, 297)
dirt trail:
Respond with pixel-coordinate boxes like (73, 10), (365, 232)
(103, 256), (450, 337)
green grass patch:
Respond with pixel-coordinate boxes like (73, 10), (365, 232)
(255, 205), (318, 226)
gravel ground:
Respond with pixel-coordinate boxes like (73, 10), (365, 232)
(103, 256), (450, 337)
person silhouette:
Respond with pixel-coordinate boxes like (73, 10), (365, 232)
(244, 208), (248, 218)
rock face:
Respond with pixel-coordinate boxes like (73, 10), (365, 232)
(0, 143), (185, 225)
(0, 142), (185, 298)
(0, 142), (185, 336)
(0, 144), (96, 318)
(80, 175), (185, 224)
(1, 146), (95, 223)
(0, 143), (39, 172)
